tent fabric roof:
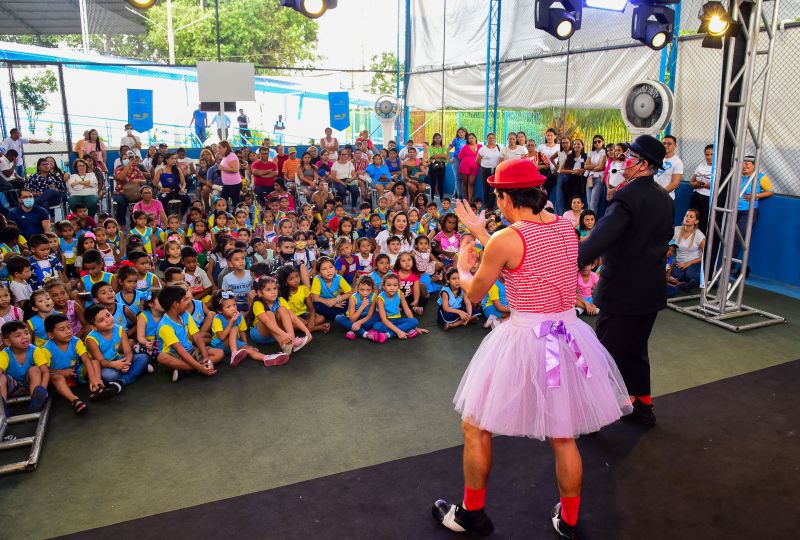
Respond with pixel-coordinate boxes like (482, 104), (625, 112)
(0, 1), (146, 36)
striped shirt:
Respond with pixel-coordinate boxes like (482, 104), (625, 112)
(503, 218), (579, 313)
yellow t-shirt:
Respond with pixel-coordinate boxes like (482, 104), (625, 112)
(310, 276), (351, 297)
(484, 284), (500, 308)
(158, 314), (200, 353)
(211, 314), (247, 341)
(0, 346), (49, 375)
(285, 286), (311, 315)
(252, 299), (290, 318)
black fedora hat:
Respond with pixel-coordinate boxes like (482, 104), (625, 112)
(628, 134), (666, 170)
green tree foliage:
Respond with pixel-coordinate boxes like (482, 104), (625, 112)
(15, 69), (58, 132)
(0, 0), (318, 68)
(368, 51), (399, 95)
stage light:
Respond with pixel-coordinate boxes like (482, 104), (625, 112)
(699, 1), (732, 35)
(279, 0), (337, 19)
(535, 0), (583, 41)
(631, 3), (675, 50)
(126, 0), (158, 8)
(584, 0), (629, 12)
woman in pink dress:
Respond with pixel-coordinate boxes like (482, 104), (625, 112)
(432, 159), (631, 538)
(457, 133), (482, 202)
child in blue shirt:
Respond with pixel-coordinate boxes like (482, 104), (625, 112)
(482, 277), (510, 329)
(84, 304), (149, 397)
(438, 268), (476, 329)
(0, 320), (49, 414)
(335, 275), (382, 341)
(370, 273), (429, 341)
(26, 289), (57, 346)
(156, 285), (223, 382)
(220, 248), (253, 312)
(27, 233), (65, 290)
(41, 314), (104, 414)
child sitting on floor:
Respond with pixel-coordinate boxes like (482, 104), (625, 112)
(576, 263), (600, 316)
(438, 268), (476, 330)
(0, 320), (49, 414)
(370, 273), (428, 341)
(335, 275), (382, 342)
(249, 276), (310, 358)
(156, 285), (223, 382)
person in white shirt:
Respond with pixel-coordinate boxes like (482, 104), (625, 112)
(585, 134), (608, 212)
(212, 113), (231, 141)
(537, 127), (560, 199)
(398, 139), (417, 160)
(499, 133), (526, 162)
(119, 124), (141, 151)
(670, 208), (706, 291)
(689, 144), (714, 234)
(476, 133), (501, 210)
(0, 128), (52, 178)
(653, 135), (683, 199)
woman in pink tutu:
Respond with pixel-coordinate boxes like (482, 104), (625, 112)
(432, 159), (632, 538)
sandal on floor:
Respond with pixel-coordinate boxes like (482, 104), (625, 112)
(71, 399), (88, 415)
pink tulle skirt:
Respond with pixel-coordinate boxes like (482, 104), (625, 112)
(454, 309), (632, 440)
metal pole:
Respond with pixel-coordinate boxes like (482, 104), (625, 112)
(441, 0), (447, 135)
(167, 0), (176, 65)
(395, 0), (401, 100)
(491, 0), (501, 135)
(561, 38), (571, 135)
(78, 0), (90, 54)
(215, 0), (221, 62)
(483, 0), (493, 141)
(402, 0), (412, 142)
(57, 64), (73, 157)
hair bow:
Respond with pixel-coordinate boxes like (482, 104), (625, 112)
(120, 260), (136, 268)
(220, 291), (235, 299)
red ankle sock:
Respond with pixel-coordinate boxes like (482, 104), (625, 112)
(560, 496), (581, 526)
(636, 395), (653, 405)
(463, 486), (486, 511)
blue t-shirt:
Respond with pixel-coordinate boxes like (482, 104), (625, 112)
(193, 109), (207, 128)
(29, 255), (64, 290)
(221, 270), (253, 310)
(365, 164), (391, 184)
(10, 206), (50, 239)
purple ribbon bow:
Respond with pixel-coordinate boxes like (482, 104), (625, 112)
(534, 320), (591, 389)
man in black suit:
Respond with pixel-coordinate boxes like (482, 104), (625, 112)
(578, 135), (674, 425)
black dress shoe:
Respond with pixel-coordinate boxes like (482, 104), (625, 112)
(432, 499), (494, 536)
(551, 503), (579, 539)
(624, 399), (656, 426)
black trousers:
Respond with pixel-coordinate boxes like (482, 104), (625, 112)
(480, 166), (496, 210)
(595, 310), (658, 397)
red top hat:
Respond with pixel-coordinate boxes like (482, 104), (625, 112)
(486, 159), (547, 189)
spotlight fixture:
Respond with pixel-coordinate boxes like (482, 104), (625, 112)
(584, 0), (629, 12)
(279, 0), (337, 19)
(698, 1), (736, 49)
(535, 0), (583, 40)
(126, 0), (159, 9)
(631, 2), (676, 50)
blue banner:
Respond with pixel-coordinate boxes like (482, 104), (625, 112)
(127, 89), (153, 132)
(328, 91), (350, 131)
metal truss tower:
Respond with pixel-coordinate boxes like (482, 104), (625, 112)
(483, 0), (502, 140)
(668, 0), (785, 332)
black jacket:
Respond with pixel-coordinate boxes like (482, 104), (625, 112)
(578, 175), (674, 315)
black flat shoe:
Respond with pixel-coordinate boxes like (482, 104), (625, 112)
(432, 499), (494, 537)
(623, 399), (656, 426)
(551, 502), (579, 539)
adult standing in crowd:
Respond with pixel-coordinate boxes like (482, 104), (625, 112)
(457, 133), (481, 203)
(654, 135), (683, 200)
(0, 150), (20, 207)
(689, 144), (714, 234)
(80, 129), (107, 164)
(476, 133), (500, 210)
(213, 113), (231, 141)
(10, 188), (51, 237)
(237, 109), (251, 143)
(120, 123), (142, 151)
(274, 115), (286, 143)
(320, 128), (339, 161)
(560, 139), (586, 208)
(1, 128), (52, 178)
(448, 127), (468, 198)
(190, 104), (207, 143)
(252, 146), (279, 205)
(552, 136), (572, 215)
(273, 145), (289, 181)
(733, 155), (774, 273)
(426, 133), (449, 202)
(579, 135), (674, 426)
(498, 132), (525, 162)
(586, 134), (608, 212)
(67, 158), (100, 216)
(25, 158), (68, 217)
(113, 150), (147, 226)
(537, 128), (560, 201)
(217, 141), (242, 206)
